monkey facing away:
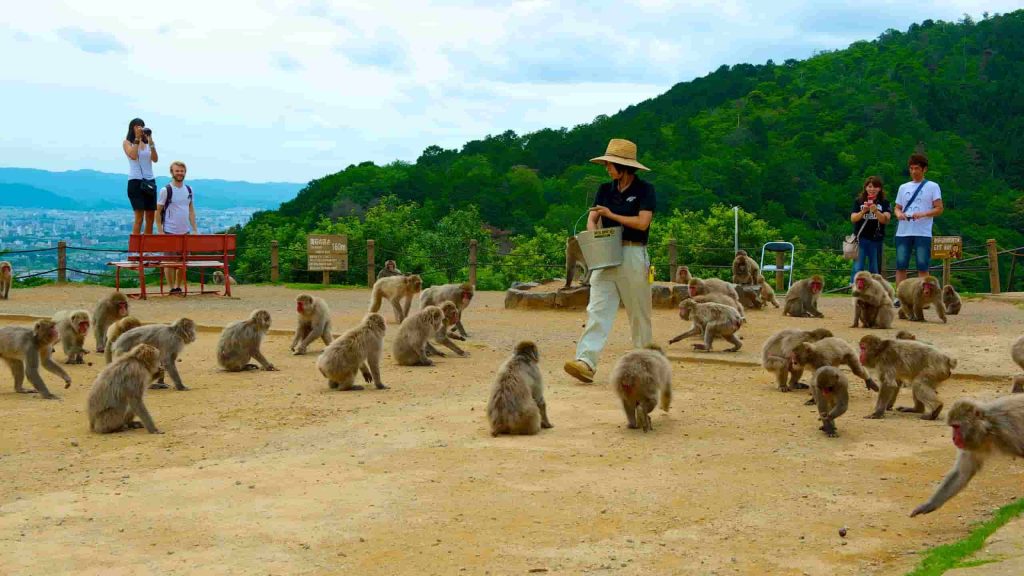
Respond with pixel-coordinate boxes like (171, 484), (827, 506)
(377, 260), (403, 280)
(942, 284), (962, 315)
(393, 306), (445, 366)
(789, 337), (878, 400)
(291, 294), (333, 355)
(425, 301), (468, 358)
(811, 366), (849, 438)
(112, 318), (197, 391)
(851, 271), (895, 329)
(1012, 335), (1024, 394)
(897, 275), (946, 323)
(732, 250), (763, 285)
(369, 274), (423, 324)
(92, 292), (129, 353)
(217, 309), (277, 371)
(0, 319), (72, 399)
(859, 334), (957, 420)
(88, 343), (164, 434)
(317, 313), (387, 391)
(53, 309), (91, 364)
(487, 341), (551, 436)
(420, 282), (474, 338)
(610, 345), (672, 432)
(783, 275), (825, 318)
(669, 300), (743, 352)
(761, 328), (834, 392)
(0, 260), (11, 299)
(105, 316), (142, 364)
(564, 236), (591, 288)
(910, 395), (1024, 517)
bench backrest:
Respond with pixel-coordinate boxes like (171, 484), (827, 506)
(127, 234), (236, 260)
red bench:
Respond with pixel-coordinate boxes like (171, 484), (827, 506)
(107, 234), (236, 299)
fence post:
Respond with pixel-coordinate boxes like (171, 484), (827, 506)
(270, 240), (279, 283)
(942, 258), (951, 288)
(367, 239), (375, 287)
(57, 241), (67, 284)
(469, 240), (478, 286)
(775, 251), (784, 292)
(322, 270), (330, 286)
(987, 239), (1001, 294)
(668, 238), (677, 281)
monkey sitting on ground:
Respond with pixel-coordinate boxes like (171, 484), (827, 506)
(610, 345), (672, 432)
(674, 265), (691, 285)
(872, 273), (896, 300)
(369, 274), (423, 324)
(732, 250), (763, 285)
(112, 318), (197, 390)
(53, 309), (91, 364)
(0, 260), (11, 299)
(851, 271), (895, 329)
(291, 294), (333, 355)
(487, 341), (551, 436)
(88, 343), (164, 434)
(910, 395), (1024, 517)
(761, 328), (834, 392)
(735, 285), (764, 310)
(563, 236), (591, 289)
(92, 292), (129, 353)
(211, 270), (238, 286)
(316, 313), (387, 391)
(942, 284), (962, 315)
(0, 319), (71, 398)
(217, 309), (277, 371)
(420, 282), (474, 338)
(789, 337), (879, 402)
(1012, 335), (1024, 394)
(104, 316), (142, 364)
(377, 260), (403, 280)
(811, 366), (849, 438)
(897, 275), (946, 323)
(783, 275), (825, 318)
(859, 334), (957, 420)
(425, 301), (468, 357)
(393, 306), (445, 366)
(759, 278), (780, 308)
(669, 300), (743, 352)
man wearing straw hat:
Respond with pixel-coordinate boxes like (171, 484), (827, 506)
(564, 138), (656, 383)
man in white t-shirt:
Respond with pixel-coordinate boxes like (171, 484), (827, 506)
(157, 160), (197, 294)
(893, 153), (943, 291)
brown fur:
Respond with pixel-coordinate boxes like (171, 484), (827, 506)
(942, 284), (962, 315)
(1012, 335), (1024, 394)
(210, 270), (238, 285)
(761, 328), (834, 392)
(669, 300), (743, 352)
(369, 274), (423, 323)
(52, 309), (91, 364)
(859, 334), (957, 420)
(376, 260), (403, 280)
(759, 278), (780, 308)
(92, 292), (129, 353)
(104, 316), (142, 364)
(783, 275), (824, 318)
(678, 293), (743, 320)
(732, 251), (762, 285)
(0, 319), (70, 398)
(291, 294), (333, 355)
(811, 366), (849, 437)
(610, 345), (672, 432)
(564, 237), (591, 288)
(0, 261), (11, 299)
(316, 313), (387, 391)
(871, 273), (896, 300)
(487, 341), (550, 436)
(112, 318), (197, 391)
(393, 306), (445, 366)
(897, 276), (946, 323)
(674, 265), (691, 285)
(790, 337), (877, 393)
(217, 309), (276, 371)
(851, 271), (895, 329)
(87, 343), (163, 434)
(420, 283), (474, 338)
(425, 301), (468, 358)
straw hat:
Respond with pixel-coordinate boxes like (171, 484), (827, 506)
(590, 138), (650, 171)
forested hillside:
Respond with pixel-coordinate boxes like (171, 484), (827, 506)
(234, 11), (1024, 291)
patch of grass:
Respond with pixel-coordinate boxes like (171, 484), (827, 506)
(905, 498), (1024, 576)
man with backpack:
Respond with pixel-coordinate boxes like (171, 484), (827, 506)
(157, 160), (197, 294)
(893, 153), (943, 302)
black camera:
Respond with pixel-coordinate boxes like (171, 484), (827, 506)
(142, 127), (152, 135)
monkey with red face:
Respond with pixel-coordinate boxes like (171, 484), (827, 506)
(784, 275), (825, 318)
(897, 275), (946, 323)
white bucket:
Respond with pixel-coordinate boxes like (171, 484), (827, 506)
(575, 227), (623, 270)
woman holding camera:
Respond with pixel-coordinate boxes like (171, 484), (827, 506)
(849, 175), (890, 283)
(123, 118), (159, 234)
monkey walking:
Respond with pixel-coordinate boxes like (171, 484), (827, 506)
(789, 337), (879, 402)
(0, 320), (72, 399)
(669, 300), (743, 352)
(369, 274), (423, 324)
(859, 334), (957, 420)
(610, 345), (672, 432)
(487, 341), (551, 436)
(897, 275), (946, 323)
(761, 328), (834, 392)
(88, 343), (164, 434)
(811, 366), (849, 438)
(111, 318), (197, 391)
(420, 283), (474, 338)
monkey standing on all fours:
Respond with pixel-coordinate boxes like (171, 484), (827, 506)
(370, 274), (423, 324)
(610, 345), (672, 432)
(0, 319), (72, 399)
(897, 275), (946, 323)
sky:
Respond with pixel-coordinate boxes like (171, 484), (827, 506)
(0, 1), (1018, 183)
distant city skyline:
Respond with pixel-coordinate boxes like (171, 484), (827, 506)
(1, 1), (1018, 182)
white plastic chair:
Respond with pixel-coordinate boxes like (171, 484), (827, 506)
(760, 241), (795, 291)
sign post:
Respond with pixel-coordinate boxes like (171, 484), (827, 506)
(307, 234), (348, 286)
(931, 236), (962, 287)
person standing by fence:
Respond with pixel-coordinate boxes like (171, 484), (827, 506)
(122, 118), (158, 235)
(564, 139), (655, 383)
(849, 176), (890, 284)
(157, 161), (197, 294)
(894, 153), (943, 296)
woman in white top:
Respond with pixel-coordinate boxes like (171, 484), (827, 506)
(122, 118), (159, 234)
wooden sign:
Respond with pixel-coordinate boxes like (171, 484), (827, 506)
(307, 234), (348, 271)
(931, 236), (962, 260)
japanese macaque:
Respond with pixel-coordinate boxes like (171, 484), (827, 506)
(370, 274), (423, 324)
(872, 273), (896, 300)
(851, 271), (895, 329)
(211, 270), (238, 285)
(53, 309), (91, 364)
(92, 292), (129, 353)
(563, 236), (591, 288)
(942, 284), (962, 315)
(112, 318), (197, 391)
(105, 316), (142, 364)
(420, 282), (474, 338)
(687, 278), (744, 318)
(0, 319), (71, 398)
(217, 309), (277, 371)
(759, 278), (781, 308)
(761, 328), (834, 392)
(291, 294), (333, 355)
(674, 265), (691, 285)
(811, 366), (849, 438)
(735, 285), (764, 310)
(678, 293), (743, 319)
(377, 260), (403, 280)
(87, 343), (164, 434)
(783, 275), (825, 318)
(910, 395), (1024, 517)
(487, 341), (551, 436)
(0, 261), (11, 299)
(610, 345), (672, 432)
(316, 313), (387, 391)
(859, 334), (957, 420)
(789, 337), (878, 396)
(897, 275), (946, 323)
(425, 301), (468, 358)
(1011, 335), (1024, 394)
(732, 250), (763, 285)
(669, 300), (743, 352)
(393, 306), (445, 366)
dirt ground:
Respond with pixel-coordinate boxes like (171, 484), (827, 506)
(0, 284), (1022, 576)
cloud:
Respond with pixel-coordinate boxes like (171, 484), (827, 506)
(339, 35), (408, 71)
(273, 52), (304, 72)
(57, 27), (126, 54)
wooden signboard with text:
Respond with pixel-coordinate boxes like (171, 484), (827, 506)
(307, 234), (348, 272)
(931, 236), (962, 260)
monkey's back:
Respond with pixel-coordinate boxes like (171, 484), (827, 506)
(487, 356), (541, 435)
(610, 350), (671, 404)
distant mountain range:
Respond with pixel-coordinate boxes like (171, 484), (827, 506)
(0, 167), (306, 210)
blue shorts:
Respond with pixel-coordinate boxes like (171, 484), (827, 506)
(895, 235), (932, 272)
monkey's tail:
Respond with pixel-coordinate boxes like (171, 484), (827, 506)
(369, 288), (382, 313)
(660, 385), (671, 412)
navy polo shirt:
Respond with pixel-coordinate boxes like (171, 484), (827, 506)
(592, 178), (656, 245)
